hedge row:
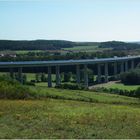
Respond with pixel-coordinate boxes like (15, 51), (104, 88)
(0, 76), (36, 99)
(92, 87), (140, 98)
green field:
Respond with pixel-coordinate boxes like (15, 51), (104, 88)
(15, 50), (43, 54)
(64, 45), (112, 52)
(0, 50), (43, 55)
(0, 85), (140, 139)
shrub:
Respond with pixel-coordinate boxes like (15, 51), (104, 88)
(134, 87), (140, 98)
(56, 83), (85, 90)
(26, 81), (35, 86)
(120, 69), (140, 85)
(0, 76), (36, 99)
(91, 86), (140, 98)
(108, 76), (118, 81)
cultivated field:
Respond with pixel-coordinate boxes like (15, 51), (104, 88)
(64, 45), (112, 52)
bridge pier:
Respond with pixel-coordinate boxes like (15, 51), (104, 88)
(48, 66), (52, 87)
(56, 65), (61, 86)
(125, 61), (128, 72)
(76, 65), (80, 85)
(121, 62), (124, 73)
(18, 67), (23, 83)
(10, 68), (14, 79)
(105, 63), (108, 83)
(84, 64), (88, 88)
(97, 63), (101, 83)
(131, 60), (134, 70)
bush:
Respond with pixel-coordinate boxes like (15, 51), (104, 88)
(56, 83), (85, 90)
(30, 80), (36, 83)
(0, 76), (36, 99)
(134, 87), (140, 98)
(108, 76), (118, 81)
(26, 81), (35, 86)
(120, 69), (140, 85)
(91, 86), (140, 98)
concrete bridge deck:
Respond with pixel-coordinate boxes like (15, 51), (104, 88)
(0, 55), (139, 68)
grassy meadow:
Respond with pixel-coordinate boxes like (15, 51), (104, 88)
(0, 72), (140, 138)
(0, 84), (140, 138)
(64, 45), (112, 52)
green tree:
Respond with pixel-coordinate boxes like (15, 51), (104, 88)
(35, 73), (40, 82)
(22, 74), (27, 84)
(41, 73), (47, 82)
(64, 72), (72, 82)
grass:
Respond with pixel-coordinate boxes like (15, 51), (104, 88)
(0, 97), (140, 139)
(0, 74), (140, 138)
(16, 50), (44, 54)
(97, 81), (140, 91)
(29, 86), (140, 105)
(0, 50), (44, 55)
(64, 45), (112, 52)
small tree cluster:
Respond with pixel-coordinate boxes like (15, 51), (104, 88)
(35, 73), (47, 82)
(120, 69), (140, 85)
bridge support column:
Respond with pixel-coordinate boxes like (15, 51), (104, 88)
(114, 62), (117, 76)
(125, 61), (128, 72)
(97, 63), (101, 83)
(131, 60), (134, 70)
(76, 65), (80, 84)
(10, 68), (14, 79)
(84, 64), (88, 88)
(48, 66), (52, 87)
(18, 67), (23, 83)
(121, 62), (124, 73)
(56, 65), (61, 86)
(105, 63), (108, 83)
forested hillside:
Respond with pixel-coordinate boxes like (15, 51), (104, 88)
(0, 40), (140, 51)
(99, 41), (140, 50)
(0, 40), (74, 50)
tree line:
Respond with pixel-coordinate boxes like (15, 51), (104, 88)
(1, 40), (140, 51)
(0, 40), (74, 50)
(99, 41), (140, 50)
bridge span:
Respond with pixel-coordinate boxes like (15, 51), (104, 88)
(0, 55), (140, 88)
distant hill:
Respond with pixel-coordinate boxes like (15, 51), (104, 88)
(0, 40), (74, 51)
(74, 42), (100, 46)
(99, 41), (140, 50)
(0, 40), (140, 51)
(132, 42), (140, 44)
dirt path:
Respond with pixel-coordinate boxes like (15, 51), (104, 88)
(89, 81), (120, 89)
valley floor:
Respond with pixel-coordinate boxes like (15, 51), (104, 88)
(0, 87), (140, 139)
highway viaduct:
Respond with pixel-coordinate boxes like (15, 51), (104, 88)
(0, 55), (140, 88)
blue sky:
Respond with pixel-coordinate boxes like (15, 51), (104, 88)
(0, 0), (140, 41)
